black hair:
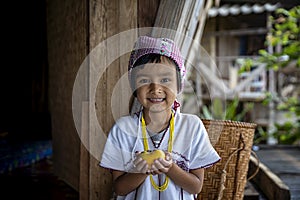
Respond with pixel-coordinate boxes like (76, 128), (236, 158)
(130, 54), (181, 96)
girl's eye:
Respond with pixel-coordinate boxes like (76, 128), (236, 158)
(161, 78), (171, 83)
(138, 79), (150, 84)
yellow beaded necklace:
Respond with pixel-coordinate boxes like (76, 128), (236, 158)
(141, 111), (174, 191)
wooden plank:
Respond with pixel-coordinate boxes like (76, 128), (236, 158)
(89, 0), (113, 199)
(179, 0), (203, 58)
(88, 0), (139, 200)
(105, 0), (120, 129)
(137, 0), (160, 28)
(205, 28), (268, 37)
(80, 102), (90, 200)
(47, 0), (87, 191)
(119, 0), (138, 116)
(244, 181), (259, 200)
(152, 0), (185, 37)
(175, 0), (194, 47)
(248, 155), (291, 200)
(194, 0), (213, 44)
(253, 146), (300, 200)
(151, 0), (208, 69)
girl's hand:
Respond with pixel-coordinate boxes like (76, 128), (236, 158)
(130, 152), (150, 174)
(150, 152), (173, 175)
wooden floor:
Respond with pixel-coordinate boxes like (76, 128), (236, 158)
(0, 157), (78, 200)
(1, 155), (265, 200)
(254, 145), (300, 200)
(2, 145), (299, 200)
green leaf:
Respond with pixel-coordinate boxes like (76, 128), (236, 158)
(212, 98), (224, 119)
(201, 105), (213, 119)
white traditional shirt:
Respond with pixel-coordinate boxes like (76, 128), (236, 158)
(100, 111), (220, 200)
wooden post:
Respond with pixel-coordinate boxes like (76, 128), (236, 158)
(266, 12), (277, 145)
(88, 1), (137, 199)
(249, 156), (290, 200)
(80, 102), (90, 200)
(47, 0), (88, 191)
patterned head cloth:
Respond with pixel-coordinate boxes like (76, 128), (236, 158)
(128, 36), (186, 93)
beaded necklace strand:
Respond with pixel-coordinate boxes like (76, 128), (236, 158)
(141, 112), (174, 191)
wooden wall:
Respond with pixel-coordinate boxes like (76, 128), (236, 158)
(47, 0), (88, 189)
(90, 1), (138, 199)
(47, 0), (160, 199)
(47, 0), (87, 190)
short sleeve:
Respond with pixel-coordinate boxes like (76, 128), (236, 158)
(99, 116), (139, 172)
(189, 119), (220, 169)
(100, 124), (130, 171)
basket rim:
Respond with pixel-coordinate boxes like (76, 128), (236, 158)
(201, 118), (257, 129)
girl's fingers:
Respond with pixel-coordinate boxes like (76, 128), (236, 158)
(164, 152), (172, 161)
(132, 157), (141, 169)
(150, 157), (173, 174)
(132, 157), (149, 174)
(133, 151), (173, 174)
(151, 159), (166, 173)
(140, 162), (149, 174)
(159, 158), (172, 167)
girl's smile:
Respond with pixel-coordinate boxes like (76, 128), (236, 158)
(147, 98), (165, 103)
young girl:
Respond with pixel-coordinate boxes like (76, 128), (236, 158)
(100, 36), (220, 200)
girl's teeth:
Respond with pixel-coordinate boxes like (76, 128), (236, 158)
(150, 98), (163, 102)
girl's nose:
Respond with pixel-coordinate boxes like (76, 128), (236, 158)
(149, 83), (162, 93)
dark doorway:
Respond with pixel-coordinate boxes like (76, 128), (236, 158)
(0, 0), (51, 141)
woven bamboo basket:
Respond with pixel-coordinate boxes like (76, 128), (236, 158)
(198, 119), (257, 200)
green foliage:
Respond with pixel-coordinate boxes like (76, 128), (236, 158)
(238, 58), (254, 74)
(273, 121), (300, 144)
(240, 6), (300, 145)
(254, 126), (269, 145)
(277, 96), (300, 116)
(259, 6), (300, 70)
(200, 97), (253, 121)
(274, 96), (300, 144)
(258, 94), (300, 144)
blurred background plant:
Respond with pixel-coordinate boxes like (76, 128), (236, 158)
(239, 6), (300, 72)
(200, 97), (254, 121)
(261, 94), (300, 144)
(241, 6), (300, 145)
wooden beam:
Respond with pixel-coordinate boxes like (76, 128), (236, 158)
(47, 0), (87, 191)
(233, 63), (266, 94)
(89, 0), (120, 199)
(179, 0), (205, 59)
(137, 0), (160, 27)
(152, 0), (186, 37)
(248, 156), (291, 200)
(80, 101), (90, 200)
(206, 28), (267, 37)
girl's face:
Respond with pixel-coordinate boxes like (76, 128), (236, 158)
(135, 56), (178, 113)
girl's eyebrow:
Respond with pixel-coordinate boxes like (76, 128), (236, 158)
(136, 72), (174, 78)
(159, 72), (173, 76)
(136, 73), (150, 78)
